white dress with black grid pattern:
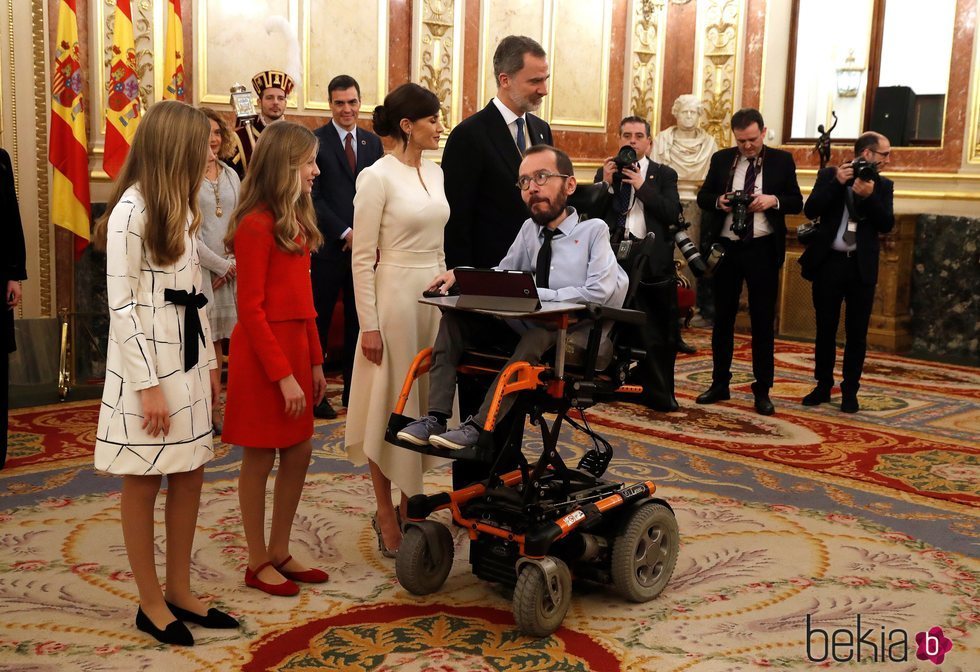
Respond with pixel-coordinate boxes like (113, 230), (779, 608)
(94, 186), (217, 475)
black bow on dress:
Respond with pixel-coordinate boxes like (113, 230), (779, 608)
(163, 287), (209, 372)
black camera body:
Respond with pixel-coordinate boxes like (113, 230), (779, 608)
(613, 145), (639, 172)
(850, 157), (878, 182)
(727, 189), (755, 237)
(669, 214), (725, 278)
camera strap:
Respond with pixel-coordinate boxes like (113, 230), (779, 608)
(726, 148), (764, 193)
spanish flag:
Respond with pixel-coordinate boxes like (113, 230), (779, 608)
(49, 0), (91, 248)
(162, 0), (185, 101)
(103, 0), (141, 179)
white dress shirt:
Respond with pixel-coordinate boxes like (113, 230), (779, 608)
(492, 96), (527, 155)
(333, 120), (358, 240)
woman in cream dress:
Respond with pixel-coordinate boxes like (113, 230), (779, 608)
(345, 83), (449, 555)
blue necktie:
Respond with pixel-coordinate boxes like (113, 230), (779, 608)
(615, 180), (632, 234)
(515, 118), (526, 154)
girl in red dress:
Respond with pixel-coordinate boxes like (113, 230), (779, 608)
(222, 122), (328, 595)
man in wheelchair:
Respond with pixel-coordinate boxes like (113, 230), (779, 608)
(397, 144), (628, 451)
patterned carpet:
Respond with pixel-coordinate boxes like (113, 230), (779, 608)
(2, 330), (978, 671)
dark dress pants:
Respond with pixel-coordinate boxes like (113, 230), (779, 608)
(710, 235), (780, 394)
(811, 251), (876, 394)
(311, 254), (358, 406)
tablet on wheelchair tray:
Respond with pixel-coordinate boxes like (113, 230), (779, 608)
(454, 268), (542, 313)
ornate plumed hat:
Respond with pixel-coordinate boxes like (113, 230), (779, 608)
(251, 69), (295, 97)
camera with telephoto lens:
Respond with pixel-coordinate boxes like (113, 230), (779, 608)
(613, 145), (639, 172)
(727, 189), (754, 237)
(850, 157), (878, 182)
(670, 213), (725, 278)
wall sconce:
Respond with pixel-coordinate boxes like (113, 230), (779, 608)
(836, 50), (864, 98)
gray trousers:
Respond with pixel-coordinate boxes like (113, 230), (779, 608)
(427, 311), (558, 425)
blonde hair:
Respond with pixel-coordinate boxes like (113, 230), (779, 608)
(94, 101), (210, 265)
(199, 106), (234, 159)
(225, 122), (323, 254)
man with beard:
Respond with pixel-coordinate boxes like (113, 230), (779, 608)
(396, 145), (628, 451)
(229, 69), (294, 177)
(442, 35), (554, 270)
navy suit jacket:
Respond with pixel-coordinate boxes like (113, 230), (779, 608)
(442, 101), (553, 269)
(696, 146), (803, 267)
(1, 148), (26, 353)
(311, 122), (384, 261)
(799, 167), (895, 285)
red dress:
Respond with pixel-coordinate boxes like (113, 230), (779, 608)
(222, 208), (323, 448)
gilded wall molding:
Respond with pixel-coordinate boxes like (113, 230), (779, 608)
(31, 0), (51, 315)
(626, 0), (668, 128)
(694, 0), (744, 149)
(5, 0), (18, 190)
(413, 0), (463, 134)
(969, 25), (980, 163)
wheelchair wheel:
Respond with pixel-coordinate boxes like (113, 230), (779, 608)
(611, 502), (679, 602)
(395, 522), (454, 595)
(512, 557), (572, 637)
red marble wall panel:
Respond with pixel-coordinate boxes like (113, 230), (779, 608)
(659, 0), (697, 134)
(740, 0), (766, 111)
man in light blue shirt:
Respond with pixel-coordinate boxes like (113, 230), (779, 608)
(397, 145), (628, 451)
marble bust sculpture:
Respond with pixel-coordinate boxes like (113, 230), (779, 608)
(652, 94), (717, 182)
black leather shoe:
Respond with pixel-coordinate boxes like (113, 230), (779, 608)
(166, 601), (240, 629)
(136, 607), (194, 646)
(677, 339), (698, 355)
(801, 385), (831, 406)
(313, 398), (337, 420)
(696, 385), (730, 405)
(840, 395), (859, 413)
(754, 394), (775, 416)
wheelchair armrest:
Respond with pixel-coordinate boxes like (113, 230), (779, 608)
(583, 303), (646, 326)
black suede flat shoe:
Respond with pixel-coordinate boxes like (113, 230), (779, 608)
(165, 601), (240, 629)
(136, 607), (194, 646)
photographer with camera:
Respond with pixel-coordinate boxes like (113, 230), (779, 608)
(696, 108), (803, 415)
(591, 117), (690, 409)
(799, 132), (894, 413)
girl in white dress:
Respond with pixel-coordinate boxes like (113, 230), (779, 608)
(345, 83), (450, 555)
(93, 101), (238, 645)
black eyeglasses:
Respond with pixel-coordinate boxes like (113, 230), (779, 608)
(516, 170), (570, 191)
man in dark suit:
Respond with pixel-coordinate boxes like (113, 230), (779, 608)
(311, 75), (384, 418)
(594, 115), (681, 276)
(799, 132), (894, 413)
(1, 148), (27, 469)
(696, 108), (803, 415)
(442, 35), (553, 269)
(593, 116), (685, 411)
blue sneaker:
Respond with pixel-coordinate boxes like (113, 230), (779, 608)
(396, 415), (447, 446)
(428, 417), (481, 450)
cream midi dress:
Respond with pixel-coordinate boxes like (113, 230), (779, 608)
(94, 186), (217, 475)
(345, 155), (450, 496)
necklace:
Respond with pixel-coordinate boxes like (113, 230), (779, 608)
(207, 165), (222, 217)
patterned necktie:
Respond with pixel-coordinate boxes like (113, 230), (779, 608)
(344, 133), (357, 173)
(515, 117), (527, 155)
(536, 228), (560, 288)
(740, 158), (757, 240)
(615, 179), (632, 235)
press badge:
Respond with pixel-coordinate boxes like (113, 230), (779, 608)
(617, 239), (633, 261)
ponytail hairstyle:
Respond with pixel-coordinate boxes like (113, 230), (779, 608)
(225, 121), (323, 254)
(93, 100), (210, 265)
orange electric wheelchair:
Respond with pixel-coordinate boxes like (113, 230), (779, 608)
(383, 235), (680, 637)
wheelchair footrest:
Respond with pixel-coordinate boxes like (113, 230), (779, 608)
(577, 448), (612, 478)
(385, 413), (497, 464)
